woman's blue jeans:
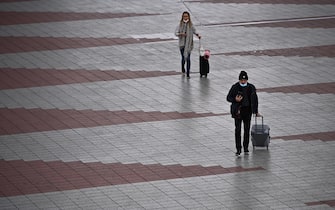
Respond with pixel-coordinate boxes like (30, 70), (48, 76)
(180, 47), (191, 76)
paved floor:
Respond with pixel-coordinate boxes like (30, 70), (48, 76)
(0, 0), (335, 209)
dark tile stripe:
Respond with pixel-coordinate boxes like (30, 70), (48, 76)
(203, 16), (335, 28)
(0, 37), (173, 54)
(0, 159), (264, 197)
(258, 82), (335, 94)
(0, 12), (160, 25)
(240, 17), (335, 28)
(0, 68), (179, 90)
(0, 108), (228, 135)
(0, 0), (34, 2)
(187, 0), (335, 4)
(215, 45), (335, 57)
(272, 131), (335, 142)
(305, 200), (335, 207)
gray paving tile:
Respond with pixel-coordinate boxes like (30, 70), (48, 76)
(0, 0), (334, 209)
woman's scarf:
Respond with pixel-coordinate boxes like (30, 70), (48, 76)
(178, 22), (194, 58)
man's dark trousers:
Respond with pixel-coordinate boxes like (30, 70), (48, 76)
(234, 107), (252, 152)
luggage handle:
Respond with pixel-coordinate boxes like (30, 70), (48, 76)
(199, 39), (203, 54)
(255, 115), (264, 129)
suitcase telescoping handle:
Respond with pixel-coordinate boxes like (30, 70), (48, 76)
(255, 115), (264, 130)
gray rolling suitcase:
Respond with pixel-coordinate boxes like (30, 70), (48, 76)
(251, 116), (270, 150)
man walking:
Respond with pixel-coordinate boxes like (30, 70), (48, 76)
(227, 71), (261, 156)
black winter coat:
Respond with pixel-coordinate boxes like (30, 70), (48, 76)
(227, 82), (258, 118)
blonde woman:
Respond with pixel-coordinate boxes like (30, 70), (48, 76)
(175, 11), (201, 78)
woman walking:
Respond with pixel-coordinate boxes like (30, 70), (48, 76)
(175, 11), (201, 78)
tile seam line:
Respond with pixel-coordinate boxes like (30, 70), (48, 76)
(211, 44), (335, 56)
(202, 15), (335, 27)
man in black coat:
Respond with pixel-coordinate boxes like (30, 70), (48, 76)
(227, 71), (261, 156)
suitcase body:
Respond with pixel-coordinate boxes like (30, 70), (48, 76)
(199, 56), (209, 77)
(251, 116), (270, 149)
